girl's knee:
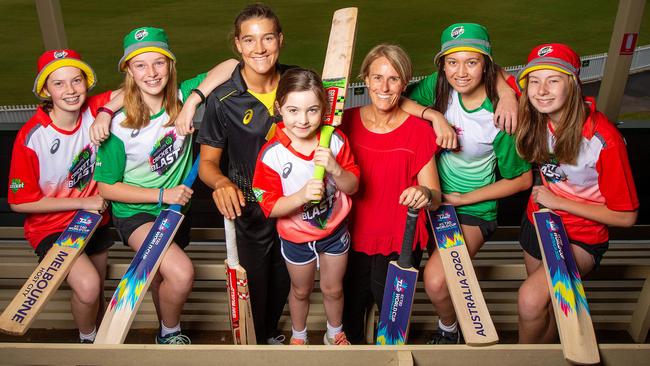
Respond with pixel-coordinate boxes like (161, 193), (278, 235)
(320, 283), (343, 300)
(518, 281), (548, 319)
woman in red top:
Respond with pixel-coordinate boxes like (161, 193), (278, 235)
(341, 44), (442, 344)
(514, 43), (639, 343)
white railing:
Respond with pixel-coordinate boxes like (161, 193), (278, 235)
(2, 45), (650, 125)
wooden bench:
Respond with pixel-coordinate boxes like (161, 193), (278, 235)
(0, 228), (649, 345)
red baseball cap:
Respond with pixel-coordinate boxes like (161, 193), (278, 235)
(516, 43), (581, 89)
(33, 49), (96, 100)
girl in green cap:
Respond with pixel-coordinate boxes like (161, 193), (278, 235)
(409, 23), (532, 344)
(92, 26), (237, 345)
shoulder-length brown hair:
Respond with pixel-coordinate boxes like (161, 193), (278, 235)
(515, 76), (587, 164)
(120, 58), (181, 130)
(434, 53), (499, 115)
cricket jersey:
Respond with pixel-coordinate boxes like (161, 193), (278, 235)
(94, 74), (206, 218)
(8, 91), (112, 248)
(409, 72), (530, 221)
(252, 124), (360, 243)
(526, 97), (639, 245)
(197, 63), (296, 202)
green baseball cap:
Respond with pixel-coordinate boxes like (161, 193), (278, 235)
(118, 27), (176, 71)
(434, 23), (492, 64)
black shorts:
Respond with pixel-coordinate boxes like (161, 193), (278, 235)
(113, 212), (191, 249)
(519, 216), (609, 269)
(457, 213), (498, 241)
(35, 225), (114, 262)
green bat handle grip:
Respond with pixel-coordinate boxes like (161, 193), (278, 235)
(311, 125), (335, 203)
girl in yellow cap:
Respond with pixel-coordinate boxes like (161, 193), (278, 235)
(409, 23), (532, 344)
(93, 27), (236, 344)
(8, 49), (118, 343)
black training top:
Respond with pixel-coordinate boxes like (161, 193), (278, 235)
(197, 62), (295, 202)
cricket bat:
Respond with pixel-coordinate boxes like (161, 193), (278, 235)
(532, 173), (599, 364)
(376, 208), (419, 345)
(94, 156), (200, 344)
(0, 211), (103, 335)
(428, 204), (498, 346)
(312, 7), (357, 181)
(224, 217), (256, 345)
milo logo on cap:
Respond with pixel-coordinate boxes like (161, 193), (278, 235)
(54, 50), (68, 59)
(538, 46), (554, 57)
(135, 29), (149, 41)
(451, 26), (465, 39)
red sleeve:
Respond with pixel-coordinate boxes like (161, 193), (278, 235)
(596, 137), (639, 211)
(252, 150), (284, 218)
(506, 74), (522, 98)
(412, 118), (437, 175)
(7, 130), (42, 204)
(86, 90), (113, 116)
(334, 131), (360, 178)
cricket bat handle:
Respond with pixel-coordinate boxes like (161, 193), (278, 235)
(224, 217), (240, 267)
(169, 154), (201, 212)
(398, 208), (420, 268)
(312, 125), (336, 181)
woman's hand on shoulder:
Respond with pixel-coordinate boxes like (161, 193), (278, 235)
(163, 185), (194, 206)
(399, 185), (433, 210)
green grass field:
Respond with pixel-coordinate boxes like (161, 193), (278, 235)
(1, 0), (649, 105)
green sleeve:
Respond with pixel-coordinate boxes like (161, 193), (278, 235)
(407, 72), (438, 106)
(493, 131), (531, 179)
(179, 73), (208, 102)
(94, 133), (126, 184)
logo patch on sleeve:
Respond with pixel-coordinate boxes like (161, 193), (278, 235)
(9, 178), (25, 193)
(252, 187), (264, 202)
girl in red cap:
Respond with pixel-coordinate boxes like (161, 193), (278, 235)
(515, 43), (639, 344)
(7, 49), (118, 343)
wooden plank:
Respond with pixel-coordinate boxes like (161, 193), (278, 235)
(628, 276), (650, 343)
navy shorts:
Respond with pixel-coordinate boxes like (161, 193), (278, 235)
(519, 216), (609, 269)
(280, 224), (350, 265)
(113, 212), (191, 249)
(35, 225), (114, 262)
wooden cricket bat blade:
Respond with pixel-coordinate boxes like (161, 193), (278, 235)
(0, 211), (102, 335)
(533, 210), (600, 365)
(428, 205), (498, 346)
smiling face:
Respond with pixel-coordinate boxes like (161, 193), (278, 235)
(235, 17), (283, 76)
(43, 66), (88, 113)
(277, 90), (323, 142)
(443, 51), (485, 96)
(126, 52), (170, 98)
(527, 69), (571, 123)
(365, 56), (406, 113)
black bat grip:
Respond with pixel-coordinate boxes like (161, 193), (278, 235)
(397, 208), (420, 268)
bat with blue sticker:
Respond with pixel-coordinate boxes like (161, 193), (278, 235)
(376, 208), (419, 345)
(428, 204), (498, 346)
(532, 173), (599, 364)
(0, 211), (103, 335)
(95, 156), (200, 344)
